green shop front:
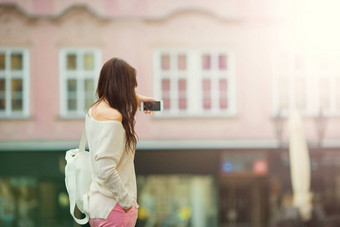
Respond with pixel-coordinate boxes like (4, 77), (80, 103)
(1, 141), (340, 227)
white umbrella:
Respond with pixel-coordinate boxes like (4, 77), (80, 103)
(288, 109), (312, 221)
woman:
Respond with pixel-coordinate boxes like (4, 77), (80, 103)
(85, 57), (153, 227)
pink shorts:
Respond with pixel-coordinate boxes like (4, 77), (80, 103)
(89, 203), (138, 227)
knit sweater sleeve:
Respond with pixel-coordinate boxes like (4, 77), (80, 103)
(91, 123), (133, 209)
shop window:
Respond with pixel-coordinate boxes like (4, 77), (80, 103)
(136, 175), (218, 227)
(0, 177), (73, 227)
(0, 178), (38, 226)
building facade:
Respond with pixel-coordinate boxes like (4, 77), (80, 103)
(1, 0), (340, 226)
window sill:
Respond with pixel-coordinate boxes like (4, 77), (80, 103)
(271, 111), (340, 118)
(56, 116), (85, 121)
(0, 114), (34, 121)
(149, 112), (237, 119)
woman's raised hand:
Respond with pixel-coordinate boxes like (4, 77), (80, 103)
(136, 94), (156, 114)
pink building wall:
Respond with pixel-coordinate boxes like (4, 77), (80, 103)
(0, 0), (338, 147)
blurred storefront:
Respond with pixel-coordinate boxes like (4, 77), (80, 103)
(2, 146), (340, 226)
(0, 151), (70, 227)
(0, 148), (269, 227)
(135, 148), (269, 227)
(135, 147), (340, 227)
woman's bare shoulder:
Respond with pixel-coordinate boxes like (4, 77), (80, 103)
(91, 102), (123, 122)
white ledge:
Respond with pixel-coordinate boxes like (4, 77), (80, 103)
(0, 139), (339, 152)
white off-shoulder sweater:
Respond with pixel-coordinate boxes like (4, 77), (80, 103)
(85, 108), (139, 219)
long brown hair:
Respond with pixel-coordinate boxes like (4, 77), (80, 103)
(90, 58), (138, 152)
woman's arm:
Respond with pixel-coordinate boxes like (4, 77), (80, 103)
(93, 127), (133, 209)
(91, 108), (133, 212)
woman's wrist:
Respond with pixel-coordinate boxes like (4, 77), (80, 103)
(136, 94), (150, 102)
(136, 94), (154, 106)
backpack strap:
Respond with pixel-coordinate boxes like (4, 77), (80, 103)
(67, 129), (90, 225)
(79, 129), (87, 152)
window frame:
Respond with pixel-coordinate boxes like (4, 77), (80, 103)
(153, 49), (237, 118)
(0, 48), (30, 119)
(59, 48), (101, 119)
(272, 52), (340, 117)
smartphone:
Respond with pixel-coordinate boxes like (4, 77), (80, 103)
(141, 101), (163, 111)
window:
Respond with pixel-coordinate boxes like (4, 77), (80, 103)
(154, 50), (236, 117)
(273, 53), (309, 115)
(273, 52), (340, 116)
(0, 48), (29, 118)
(137, 175), (218, 227)
(59, 49), (101, 118)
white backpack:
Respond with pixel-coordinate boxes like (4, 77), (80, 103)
(65, 130), (92, 225)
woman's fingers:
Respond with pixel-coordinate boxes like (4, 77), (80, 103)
(144, 110), (153, 114)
